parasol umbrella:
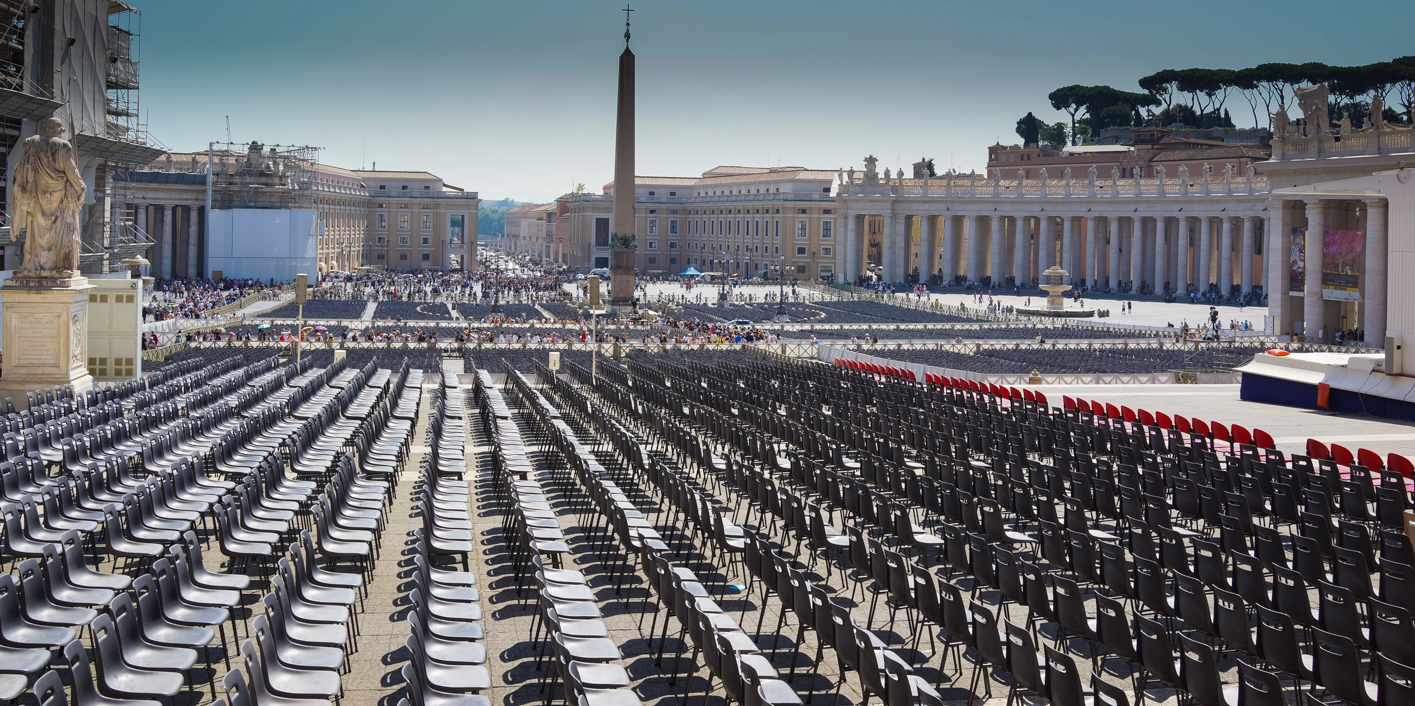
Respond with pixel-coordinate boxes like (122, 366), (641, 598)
(257, 324), (270, 330)
(313, 325), (328, 331)
(212, 327), (225, 333)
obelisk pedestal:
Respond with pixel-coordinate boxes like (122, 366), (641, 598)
(0, 276), (95, 409)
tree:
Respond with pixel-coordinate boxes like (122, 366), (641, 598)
(1173, 68), (1235, 116)
(1394, 57), (1415, 123)
(1096, 104), (1133, 129)
(571, 183), (586, 195)
(1138, 69), (1181, 111)
(478, 207), (506, 237)
(1015, 112), (1041, 145)
(1155, 103), (1199, 127)
(1039, 122), (1068, 147)
(1048, 85), (1089, 145)
(924, 158), (936, 177)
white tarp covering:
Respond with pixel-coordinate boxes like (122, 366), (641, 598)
(206, 209), (317, 282)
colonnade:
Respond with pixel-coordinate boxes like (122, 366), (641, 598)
(839, 203), (1269, 297)
(126, 201), (204, 280)
(1266, 195), (1388, 345)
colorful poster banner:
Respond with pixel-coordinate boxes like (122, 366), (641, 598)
(1289, 227), (1306, 294)
(1321, 228), (1363, 302)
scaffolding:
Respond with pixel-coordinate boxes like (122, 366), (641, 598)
(203, 141), (323, 210)
(105, 2), (142, 143)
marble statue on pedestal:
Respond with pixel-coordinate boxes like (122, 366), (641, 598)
(12, 118), (84, 279)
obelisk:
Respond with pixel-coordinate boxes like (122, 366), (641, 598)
(608, 7), (637, 308)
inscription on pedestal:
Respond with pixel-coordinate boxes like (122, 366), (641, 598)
(11, 312), (63, 367)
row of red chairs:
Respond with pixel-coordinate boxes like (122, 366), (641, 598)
(832, 357), (1050, 405)
(831, 355), (1415, 480)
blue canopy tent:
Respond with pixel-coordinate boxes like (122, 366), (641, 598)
(680, 266), (702, 276)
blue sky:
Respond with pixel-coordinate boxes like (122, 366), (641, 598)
(137, 0), (1412, 203)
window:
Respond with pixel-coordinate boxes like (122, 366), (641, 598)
(401, 185), (408, 190)
(422, 214), (432, 230)
(399, 254), (408, 260)
(379, 185), (386, 190)
(648, 219), (658, 235)
(376, 236), (386, 245)
(823, 209), (833, 214)
(669, 219), (678, 235)
(821, 246), (833, 256)
(424, 185), (430, 190)
(376, 213), (387, 229)
(648, 257), (657, 264)
(422, 236), (431, 245)
(668, 241), (678, 249)
(668, 192), (676, 197)
(796, 265), (805, 273)
(647, 241), (657, 249)
(821, 221), (833, 239)
(399, 236), (409, 245)
(796, 246), (807, 256)
(819, 265), (834, 277)
(669, 257), (677, 264)
(377, 254), (385, 260)
(595, 256), (609, 268)
(422, 252), (430, 261)
(399, 213), (409, 230)
(796, 221), (808, 239)
(594, 218), (610, 247)
(648, 191), (655, 196)
(797, 209), (807, 214)
(774, 221), (780, 238)
(449, 214), (465, 243)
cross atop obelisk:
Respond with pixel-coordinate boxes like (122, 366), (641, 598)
(608, 6), (638, 309)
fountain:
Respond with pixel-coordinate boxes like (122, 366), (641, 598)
(1019, 261), (1095, 318)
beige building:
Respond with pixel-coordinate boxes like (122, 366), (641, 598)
(111, 146), (478, 277)
(503, 203), (558, 261)
(357, 170), (478, 271)
(559, 166), (838, 279)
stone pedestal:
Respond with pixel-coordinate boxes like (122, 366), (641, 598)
(1, 277), (94, 409)
(609, 249), (636, 308)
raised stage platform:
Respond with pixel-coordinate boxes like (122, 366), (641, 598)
(1235, 350), (1415, 419)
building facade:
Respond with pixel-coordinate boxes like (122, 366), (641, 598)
(558, 166), (838, 279)
(988, 127), (1270, 181)
(834, 157), (1271, 296)
(110, 147), (478, 278)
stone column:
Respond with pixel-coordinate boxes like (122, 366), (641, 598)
(941, 216), (956, 283)
(187, 206), (199, 278)
(1266, 203), (1291, 334)
(1013, 217), (1029, 287)
(1304, 200), (1325, 341)
(1365, 199), (1388, 346)
(966, 215), (982, 285)
(1154, 217), (1167, 293)
(1038, 215), (1052, 280)
(1240, 216), (1256, 295)
(880, 214), (897, 284)
(1169, 217), (1182, 288)
(1107, 217), (1121, 289)
(922, 215), (938, 282)
(990, 215), (1005, 287)
(1128, 216), (1142, 288)
(1198, 217), (1212, 291)
(843, 212), (854, 284)
(1061, 217), (1074, 285)
(893, 213), (907, 283)
(162, 205), (175, 279)
(1219, 216), (1234, 297)
(1086, 216), (1098, 287)
(135, 204), (149, 274)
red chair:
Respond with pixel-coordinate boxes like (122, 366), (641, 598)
(1138, 409), (1155, 427)
(1358, 448), (1384, 472)
(1211, 422), (1230, 443)
(1175, 415), (1191, 434)
(1035, 392), (1047, 406)
(1331, 444), (1354, 468)
(1023, 389), (1035, 403)
(1077, 399), (1091, 415)
(1121, 406), (1136, 423)
(1156, 411), (1172, 430)
(1105, 403), (1121, 420)
(906, 370), (916, 381)
(1253, 428), (1275, 449)
(1388, 454), (1414, 479)
(1010, 387), (1022, 400)
(1063, 395), (1075, 411)
(1231, 425), (1252, 446)
(1193, 419), (1210, 438)
(1306, 439), (1330, 461)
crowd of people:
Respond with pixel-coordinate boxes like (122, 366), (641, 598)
(144, 278), (283, 322)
